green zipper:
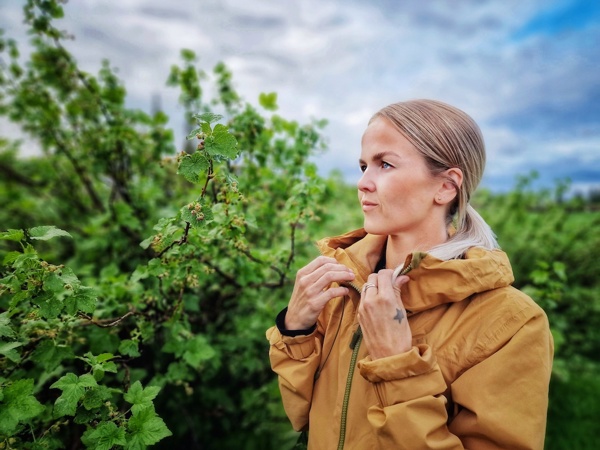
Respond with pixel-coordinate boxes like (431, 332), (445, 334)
(337, 324), (362, 450)
(335, 257), (421, 449)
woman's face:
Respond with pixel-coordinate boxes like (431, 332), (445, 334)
(357, 117), (445, 237)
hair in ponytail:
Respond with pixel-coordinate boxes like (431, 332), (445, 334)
(372, 99), (499, 261)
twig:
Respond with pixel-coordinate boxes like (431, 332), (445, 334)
(79, 311), (135, 328)
(157, 222), (191, 257)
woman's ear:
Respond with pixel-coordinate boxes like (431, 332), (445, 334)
(435, 168), (463, 205)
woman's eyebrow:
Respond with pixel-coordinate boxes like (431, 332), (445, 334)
(359, 151), (397, 165)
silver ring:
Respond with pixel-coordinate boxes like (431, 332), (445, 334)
(362, 282), (377, 293)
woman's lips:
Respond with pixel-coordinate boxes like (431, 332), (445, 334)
(361, 201), (378, 212)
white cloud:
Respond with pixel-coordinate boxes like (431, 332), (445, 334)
(0, 0), (597, 192)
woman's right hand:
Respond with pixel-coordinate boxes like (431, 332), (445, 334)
(285, 256), (356, 331)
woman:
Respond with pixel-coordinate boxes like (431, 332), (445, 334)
(266, 99), (553, 449)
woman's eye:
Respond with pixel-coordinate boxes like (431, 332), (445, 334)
(359, 164), (367, 173)
(382, 161), (391, 169)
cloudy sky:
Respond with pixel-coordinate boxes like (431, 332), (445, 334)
(1, 0), (599, 193)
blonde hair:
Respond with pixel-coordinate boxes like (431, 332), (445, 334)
(372, 99), (499, 260)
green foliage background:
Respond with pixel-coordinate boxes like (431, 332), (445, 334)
(0, 2), (599, 449)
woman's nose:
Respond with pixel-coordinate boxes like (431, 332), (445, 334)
(357, 170), (375, 192)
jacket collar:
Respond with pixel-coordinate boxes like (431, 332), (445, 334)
(316, 228), (514, 313)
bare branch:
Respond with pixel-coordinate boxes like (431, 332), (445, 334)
(78, 311), (136, 328)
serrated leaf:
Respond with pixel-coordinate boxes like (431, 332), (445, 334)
(185, 126), (203, 140)
(50, 373), (98, 417)
(73, 285), (97, 313)
(127, 406), (172, 448)
(31, 340), (74, 372)
(28, 226), (72, 241)
(81, 421), (127, 450)
(82, 352), (117, 382)
(0, 340), (22, 362)
(0, 229), (25, 242)
(204, 124), (238, 159)
(74, 407), (98, 425)
(44, 272), (65, 293)
(82, 385), (113, 410)
(0, 379), (45, 435)
(0, 312), (16, 338)
(201, 122), (212, 135)
(177, 152), (210, 184)
(2, 251), (21, 265)
(12, 251), (39, 269)
(183, 335), (216, 369)
(191, 112), (222, 124)
(179, 198), (214, 229)
(119, 339), (140, 357)
(131, 265), (149, 282)
(58, 267), (79, 285)
(124, 381), (161, 415)
(38, 294), (64, 319)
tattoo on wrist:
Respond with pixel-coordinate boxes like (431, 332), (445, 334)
(393, 308), (404, 324)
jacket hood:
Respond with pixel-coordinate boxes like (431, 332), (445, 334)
(316, 228), (515, 313)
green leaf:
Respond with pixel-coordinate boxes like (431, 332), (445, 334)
(185, 126), (203, 140)
(179, 198), (214, 229)
(126, 406), (172, 448)
(37, 293), (64, 319)
(81, 352), (118, 382)
(73, 285), (97, 313)
(50, 373), (98, 417)
(200, 121), (212, 135)
(2, 251), (21, 265)
(0, 229), (24, 242)
(191, 112), (222, 124)
(0, 379), (45, 435)
(0, 312), (16, 338)
(0, 340), (22, 362)
(124, 381), (161, 415)
(82, 385), (113, 410)
(183, 335), (216, 369)
(177, 152), (210, 184)
(139, 235), (154, 250)
(44, 272), (65, 293)
(12, 251), (39, 269)
(119, 339), (140, 357)
(31, 340), (74, 372)
(81, 421), (127, 450)
(552, 261), (567, 281)
(28, 226), (72, 241)
(259, 92), (278, 111)
(204, 124), (238, 159)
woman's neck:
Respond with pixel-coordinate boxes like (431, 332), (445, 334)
(384, 227), (448, 270)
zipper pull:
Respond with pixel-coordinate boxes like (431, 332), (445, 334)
(350, 327), (362, 349)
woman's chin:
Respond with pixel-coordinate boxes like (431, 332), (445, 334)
(363, 223), (387, 235)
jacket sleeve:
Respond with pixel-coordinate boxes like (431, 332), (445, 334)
(266, 323), (324, 431)
(357, 311), (553, 450)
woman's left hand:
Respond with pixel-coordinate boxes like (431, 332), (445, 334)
(358, 269), (412, 359)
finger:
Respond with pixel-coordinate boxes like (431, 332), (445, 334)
(375, 269), (395, 298)
(299, 262), (354, 293)
(366, 273), (379, 285)
(321, 286), (350, 302)
(394, 275), (410, 288)
(302, 284), (351, 321)
(361, 273), (379, 296)
(297, 256), (340, 277)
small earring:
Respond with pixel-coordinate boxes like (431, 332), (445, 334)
(437, 197), (442, 203)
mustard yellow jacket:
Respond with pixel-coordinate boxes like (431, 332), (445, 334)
(267, 229), (553, 450)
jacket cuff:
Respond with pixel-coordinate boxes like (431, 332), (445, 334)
(266, 322), (318, 360)
(358, 344), (447, 406)
(276, 307), (317, 337)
